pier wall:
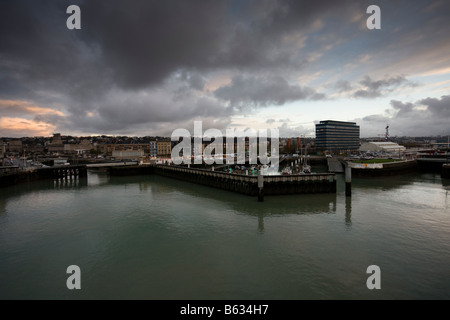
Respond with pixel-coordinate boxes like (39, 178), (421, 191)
(1, 163), (337, 196)
(349, 160), (419, 177)
(442, 164), (450, 179)
(417, 159), (449, 173)
(0, 165), (87, 187)
(109, 165), (153, 176)
(153, 165), (336, 196)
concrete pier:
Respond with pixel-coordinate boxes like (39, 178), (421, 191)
(153, 164), (336, 197)
(257, 171), (264, 202)
(0, 165), (87, 187)
(1, 163), (337, 198)
(442, 164), (450, 179)
(345, 166), (352, 197)
(327, 158), (344, 173)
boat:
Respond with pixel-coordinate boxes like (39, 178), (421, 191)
(302, 145), (312, 173)
(302, 163), (311, 173)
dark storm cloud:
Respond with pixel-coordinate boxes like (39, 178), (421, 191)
(1, 0), (449, 137)
(360, 95), (450, 136)
(65, 82), (233, 133)
(3, 0), (350, 134)
(353, 76), (416, 98)
(78, 0), (364, 89)
(214, 75), (325, 107)
(0, 0), (366, 91)
(419, 95), (450, 118)
(187, 74), (206, 91)
(334, 80), (353, 93)
(0, 0), (113, 114)
(390, 100), (415, 116)
(80, 0), (230, 89)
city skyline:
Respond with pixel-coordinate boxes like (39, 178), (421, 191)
(1, 0), (450, 138)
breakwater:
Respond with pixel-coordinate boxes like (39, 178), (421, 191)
(347, 159), (419, 177)
(442, 164), (450, 179)
(153, 164), (336, 196)
(1, 163), (336, 197)
(0, 165), (87, 187)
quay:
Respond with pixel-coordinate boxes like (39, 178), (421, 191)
(417, 154), (450, 172)
(0, 165), (87, 187)
(327, 157), (344, 173)
(442, 164), (450, 179)
(1, 162), (337, 198)
(344, 159), (419, 177)
(86, 161), (138, 168)
(151, 164), (336, 196)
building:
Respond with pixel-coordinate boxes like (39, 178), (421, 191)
(64, 139), (93, 154)
(7, 140), (23, 153)
(150, 141), (158, 158)
(315, 120), (360, 151)
(53, 133), (62, 143)
(47, 133), (65, 154)
(157, 140), (172, 157)
(112, 149), (144, 160)
(27, 144), (45, 154)
(360, 141), (406, 153)
(0, 141), (5, 164)
(100, 143), (149, 155)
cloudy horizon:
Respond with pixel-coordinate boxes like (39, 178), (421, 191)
(1, 0), (449, 138)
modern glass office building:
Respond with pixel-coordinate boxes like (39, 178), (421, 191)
(315, 120), (360, 150)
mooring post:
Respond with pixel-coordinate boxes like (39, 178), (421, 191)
(257, 170), (264, 202)
(345, 165), (352, 197)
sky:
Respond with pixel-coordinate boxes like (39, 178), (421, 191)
(0, 0), (449, 138)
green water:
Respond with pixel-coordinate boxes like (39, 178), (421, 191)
(0, 171), (449, 299)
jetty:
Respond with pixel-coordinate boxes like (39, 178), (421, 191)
(153, 164), (336, 196)
(1, 162), (337, 199)
(0, 165), (87, 187)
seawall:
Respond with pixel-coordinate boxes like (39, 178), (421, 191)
(347, 160), (419, 177)
(153, 164), (336, 196)
(442, 164), (450, 179)
(0, 165), (87, 187)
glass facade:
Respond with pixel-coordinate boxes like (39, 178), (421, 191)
(315, 120), (360, 150)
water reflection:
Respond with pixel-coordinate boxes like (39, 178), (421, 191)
(2, 171), (341, 232)
(2, 169), (449, 300)
(53, 178), (88, 189)
(353, 174), (418, 191)
(107, 174), (339, 236)
(0, 198), (6, 216)
(0, 177), (88, 198)
(104, 173), (340, 234)
(257, 213), (264, 233)
(345, 196), (352, 227)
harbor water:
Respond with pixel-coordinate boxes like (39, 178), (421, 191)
(1, 170), (449, 299)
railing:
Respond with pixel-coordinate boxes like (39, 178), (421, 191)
(155, 164), (335, 183)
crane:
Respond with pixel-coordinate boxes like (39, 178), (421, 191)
(376, 124), (390, 141)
